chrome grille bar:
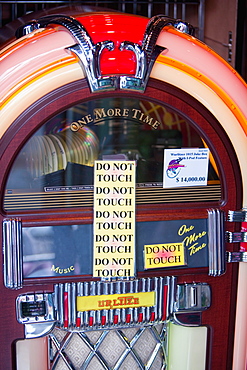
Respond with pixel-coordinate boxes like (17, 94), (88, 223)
(53, 278), (170, 331)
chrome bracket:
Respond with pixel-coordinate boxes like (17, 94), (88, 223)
(226, 251), (247, 263)
(228, 210), (247, 222)
(226, 231), (247, 243)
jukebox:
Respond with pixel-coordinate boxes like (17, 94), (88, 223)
(0, 8), (247, 370)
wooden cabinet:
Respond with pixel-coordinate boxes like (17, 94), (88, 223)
(0, 10), (246, 370)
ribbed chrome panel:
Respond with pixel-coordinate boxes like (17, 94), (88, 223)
(54, 278), (170, 331)
(4, 185), (221, 211)
(3, 218), (23, 289)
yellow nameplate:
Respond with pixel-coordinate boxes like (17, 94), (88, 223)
(77, 291), (155, 312)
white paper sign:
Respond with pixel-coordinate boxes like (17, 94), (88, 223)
(163, 148), (209, 188)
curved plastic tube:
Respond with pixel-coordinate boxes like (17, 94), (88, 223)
(16, 337), (49, 370)
(167, 322), (208, 370)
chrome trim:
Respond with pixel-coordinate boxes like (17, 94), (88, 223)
(43, 15), (116, 92)
(208, 209), (226, 276)
(174, 20), (195, 35)
(15, 20), (41, 38)
(16, 278), (170, 338)
(15, 15), (194, 93)
(227, 251), (247, 263)
(174, 283), (211, 312)
(228, 209), (247, 222)
(3, 218), (23, 289)
(226, 231), (247, 243)
(67, 41), (116, 92)
(17, 277), (211, 338)
(170, 280), (211, 327)
(16, 292), (56, 338)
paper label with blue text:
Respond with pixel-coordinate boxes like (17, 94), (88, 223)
(163, 148), (209, 188)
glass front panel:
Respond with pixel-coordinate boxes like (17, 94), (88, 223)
(22, 218), (208, 278)
(4, 97), (220, 211)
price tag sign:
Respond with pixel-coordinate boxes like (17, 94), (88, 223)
(163, 148), (209, 188)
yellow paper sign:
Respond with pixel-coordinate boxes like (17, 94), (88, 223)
(77, 291), (155, 312)
(144, 242), (185, 269)
(93, 160), (136, 278)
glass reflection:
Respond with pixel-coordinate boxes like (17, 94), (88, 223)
(6, 97), (217, 194)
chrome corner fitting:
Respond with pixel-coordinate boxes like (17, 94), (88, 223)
(15, 15), (194, 93)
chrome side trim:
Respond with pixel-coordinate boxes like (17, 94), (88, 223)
(3, 218), (23, 289)
(39, 15), (116, 92)
(208, 209), (226, 276)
